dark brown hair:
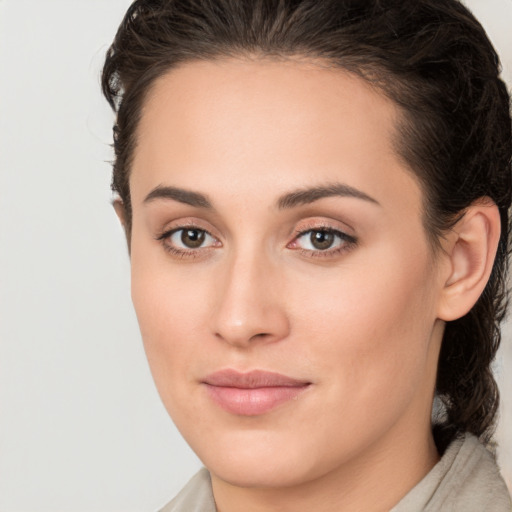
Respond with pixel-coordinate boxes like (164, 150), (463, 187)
(102, 0), (512, 451)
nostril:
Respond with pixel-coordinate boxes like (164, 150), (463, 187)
(251, 332), (270, 340)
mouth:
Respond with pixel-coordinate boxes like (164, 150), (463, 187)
(201, 369), (312, 416)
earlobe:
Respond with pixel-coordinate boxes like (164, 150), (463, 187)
(437, 199), (501, 321)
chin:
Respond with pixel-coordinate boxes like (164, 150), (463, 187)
(188, 428), (337, 489)
(209, 457), (317, 489)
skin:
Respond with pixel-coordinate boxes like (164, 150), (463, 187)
(120, 58), (500, 512)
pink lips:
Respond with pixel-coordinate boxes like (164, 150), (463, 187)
(202, 369), (311, 416)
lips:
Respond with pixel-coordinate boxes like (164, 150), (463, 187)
(202, 369), (311, 416)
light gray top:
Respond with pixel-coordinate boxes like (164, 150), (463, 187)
(159, 434), (512, 511)
(390, 434), (511, 511)
(159, 467), (216, 512)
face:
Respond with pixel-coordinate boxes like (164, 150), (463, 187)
(128, 58), (445, 489)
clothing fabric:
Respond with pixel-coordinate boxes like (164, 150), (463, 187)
(390, 434), (511, 511)
(159, 468), (216, 512)
(159, 433), (512, 511)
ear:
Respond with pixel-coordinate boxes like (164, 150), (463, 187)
(437, 199), (501, 321)
(113, 198), (126, 227)
(112, 198), (131, 250)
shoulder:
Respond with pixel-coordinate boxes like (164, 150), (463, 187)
(393, 434), (512, 512)
(434, 434), (511, 511)
(158, 468), (216, 512)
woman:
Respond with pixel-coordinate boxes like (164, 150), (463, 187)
(102, 0), (512, 510)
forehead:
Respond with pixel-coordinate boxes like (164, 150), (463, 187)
(137, 57), (400, 153)
(131, 57), (422, 217)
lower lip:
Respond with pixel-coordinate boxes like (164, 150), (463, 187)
(204, 384), (310, 416)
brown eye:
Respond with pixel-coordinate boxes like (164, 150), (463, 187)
(181, 229), (206, 248)
(310, 230), (335, 250)
(159, 227), (218, 253)
(291, 227), (356, 256)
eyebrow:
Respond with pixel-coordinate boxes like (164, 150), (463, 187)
(143, 182), (380, 210)
(277, 183), (380, 209)
(144, 185), (213, 209)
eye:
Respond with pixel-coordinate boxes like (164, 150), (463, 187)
(173, 228), (209, 248)
(301, 230), (339, 250)
(290, 227), (357, 256)
(157, 226), (219, 255)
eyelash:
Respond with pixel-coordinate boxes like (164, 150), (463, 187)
(289, 225), (357, 259)
(156, 226), (219, 258)
(156, 224), (357, 259)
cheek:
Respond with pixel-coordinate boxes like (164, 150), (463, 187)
(130, 266), (214, 430)
(129, 240), (207, 390)
(288, 242), (438, 409)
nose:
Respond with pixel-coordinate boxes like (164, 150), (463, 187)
(210, 252), (290, 348)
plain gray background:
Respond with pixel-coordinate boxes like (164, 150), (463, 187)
(0, 1), (510, 510)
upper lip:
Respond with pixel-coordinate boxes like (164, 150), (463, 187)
(202, 369), (310, 388)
